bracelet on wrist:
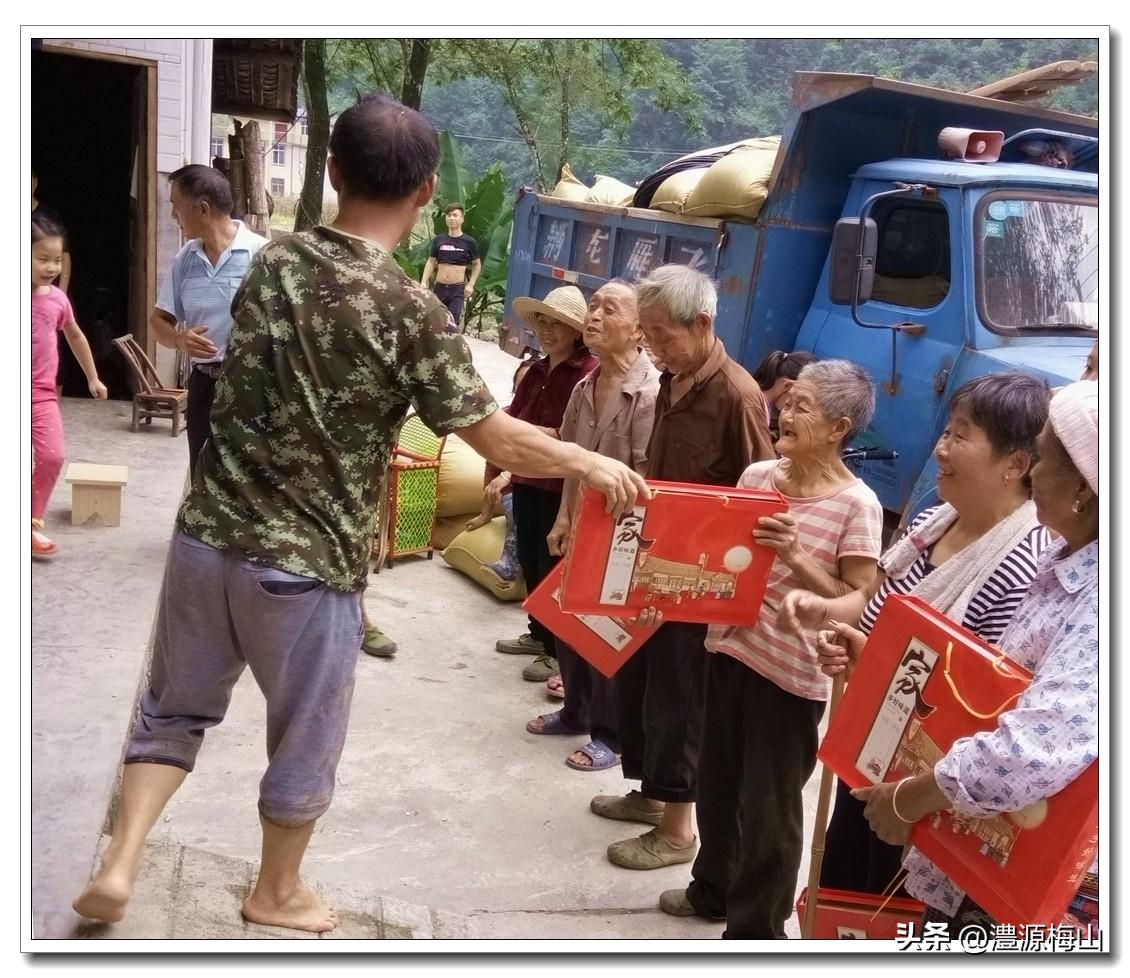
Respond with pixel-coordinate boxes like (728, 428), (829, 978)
(891, 776), (917, 824)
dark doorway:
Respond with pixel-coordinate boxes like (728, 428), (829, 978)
(32, 49), (144, 400)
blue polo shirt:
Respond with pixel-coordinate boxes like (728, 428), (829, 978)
(156, 220), (268, 364)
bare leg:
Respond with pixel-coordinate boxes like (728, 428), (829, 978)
(241, 815), (337, 933)
(658, 801), (696, 847)
(72, 762), (187, 923)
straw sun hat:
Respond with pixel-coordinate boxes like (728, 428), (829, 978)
(512, 285), (587, 333)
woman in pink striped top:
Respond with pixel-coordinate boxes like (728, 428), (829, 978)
(657, 359), (883, 938)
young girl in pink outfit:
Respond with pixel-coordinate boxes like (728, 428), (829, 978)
(31, 214), (107, 556)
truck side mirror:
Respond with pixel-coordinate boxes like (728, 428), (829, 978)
(829, 218), (878, 305)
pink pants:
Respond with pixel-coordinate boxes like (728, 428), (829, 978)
(32, 398), (65, 521)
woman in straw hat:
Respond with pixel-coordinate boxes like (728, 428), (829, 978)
(838, 380), (1099, 938)
(489, 286), (597, 687)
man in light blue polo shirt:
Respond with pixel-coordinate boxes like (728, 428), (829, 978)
(150, 165), (268, 471)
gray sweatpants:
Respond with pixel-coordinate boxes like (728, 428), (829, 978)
(126, 531), (363, 827)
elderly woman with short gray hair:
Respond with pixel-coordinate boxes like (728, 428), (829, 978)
(655, 359), (884, 937)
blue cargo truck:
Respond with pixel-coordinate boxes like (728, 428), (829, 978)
(500, 71), (1099, 528)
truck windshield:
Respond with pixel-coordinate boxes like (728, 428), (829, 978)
(978, 196), (1098, 333)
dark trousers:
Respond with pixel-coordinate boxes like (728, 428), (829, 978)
(687, 652), (826, 939)
(510, 483), (562, 648)
(820, 779), (906, 894)
(187, 367), (218, 476)
(434, 282), (466, 328)
(555, 638), (620, 751)
(614, 621), (707, 803)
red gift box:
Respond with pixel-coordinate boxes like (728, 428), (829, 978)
(795, 887), (926, 940)
(558, 480), (785, 625)
(818, 594), (1099, 926)
(522, 563), (658, 678)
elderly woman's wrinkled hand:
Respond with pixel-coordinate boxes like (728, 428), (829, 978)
(777, 589), (829, 635)
(484, 473), (511, 507)
(546, 519), (571, 557)
(753, 513), (800, 564)
(816, 620), (865, 679)
(851, 781), (915, 846)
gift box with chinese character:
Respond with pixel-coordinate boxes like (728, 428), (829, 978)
(795, 887), (927, 940)
(523, 563), (658, 678)
(817, 594), (1099, 926)
(558, 480), (785, 625)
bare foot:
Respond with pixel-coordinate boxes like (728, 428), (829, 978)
(73, 861), (133, 924)
(465, 512), (492, 531)
(242, 883), (338, 933)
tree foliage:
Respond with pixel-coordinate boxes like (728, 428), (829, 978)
(435, 39), (702, 191)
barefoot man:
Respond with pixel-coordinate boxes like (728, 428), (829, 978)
(73, 93), (647, 934)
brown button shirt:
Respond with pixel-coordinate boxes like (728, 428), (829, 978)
(646, 337), (774, 487)
(558, 347), (662, 520)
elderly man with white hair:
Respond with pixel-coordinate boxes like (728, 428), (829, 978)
(589, 264), (775, 871)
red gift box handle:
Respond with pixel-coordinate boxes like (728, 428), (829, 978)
(941, 641), (1025, 720)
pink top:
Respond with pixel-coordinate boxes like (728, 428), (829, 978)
(32, 286), (74, 402)
(705, 459), (883, 701)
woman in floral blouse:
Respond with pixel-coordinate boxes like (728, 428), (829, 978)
(832, 380), (1099, 935)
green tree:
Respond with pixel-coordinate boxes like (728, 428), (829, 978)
(438, 39), (701, 191)
(295, 39), (329, 232)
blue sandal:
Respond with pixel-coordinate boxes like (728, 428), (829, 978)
(526, 711), (586, 736)
(565, 739), (621, 771)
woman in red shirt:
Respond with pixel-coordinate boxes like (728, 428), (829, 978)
(490, 286), (596, 687)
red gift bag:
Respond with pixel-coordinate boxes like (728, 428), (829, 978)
(522, 563), (658, 678)
(818, 594), (1099, 926)
(796, 887), (926, 940)
(558, 480), (785, 625)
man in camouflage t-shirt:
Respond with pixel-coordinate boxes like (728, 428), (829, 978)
(74, 95), (646, 935)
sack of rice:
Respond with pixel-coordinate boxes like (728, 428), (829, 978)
(585, 174), (637, 206)
(551, 163), (590, 201)
(649, 167), (708, 214)
(681, 137), (781, 221)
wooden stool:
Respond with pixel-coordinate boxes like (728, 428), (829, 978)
(64, 463), (128, 527)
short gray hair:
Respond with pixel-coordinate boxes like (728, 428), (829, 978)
(797, 359), (876, 441)
(635, 265), (717, 326)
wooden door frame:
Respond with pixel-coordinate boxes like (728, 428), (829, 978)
(39, 44), (157, 359)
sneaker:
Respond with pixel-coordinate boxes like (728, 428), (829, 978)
(659, 888), (725, 920)
(495, 633), (545, 655)
(31, 523), (58, 558)
(361, 625), (398, 658)
(522, 654), (558, 682)
(607, 828), (698, 870)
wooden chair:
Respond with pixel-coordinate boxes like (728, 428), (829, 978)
(111, 335), (188, 436)
(384, 415), (446, 567)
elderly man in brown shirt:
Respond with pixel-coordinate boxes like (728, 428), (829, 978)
(590, 264), (775, 871)
(529, 279), (661, 770)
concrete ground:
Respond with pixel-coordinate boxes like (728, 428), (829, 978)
(31, 336), (826, 943)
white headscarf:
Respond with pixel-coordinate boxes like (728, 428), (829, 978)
(1048, 381), (1099, 494)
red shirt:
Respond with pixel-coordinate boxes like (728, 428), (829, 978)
(490, 349), (597, 493)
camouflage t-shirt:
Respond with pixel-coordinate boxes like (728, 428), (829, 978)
(178, 225), (497, 591)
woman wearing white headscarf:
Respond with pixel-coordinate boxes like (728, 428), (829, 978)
(840, 380), (1099, 935)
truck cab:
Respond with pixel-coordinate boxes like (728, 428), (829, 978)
(797, 157), (1097, 518)
(500, 71), (1099, 526)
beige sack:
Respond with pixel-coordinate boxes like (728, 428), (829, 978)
(650, 167), (708, 214)
(681, 137), (782, 221)
(551, 163), (590, 201)
(435, 435), (486, 519)
(585, 174), (636, 206)
(442, 517), (527, 601)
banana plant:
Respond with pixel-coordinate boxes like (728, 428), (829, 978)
(395, 132), (514, 333)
